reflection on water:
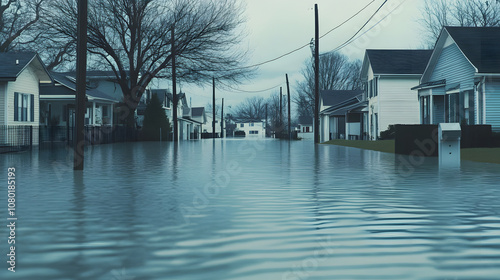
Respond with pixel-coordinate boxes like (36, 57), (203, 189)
(1, 140), (499, 280)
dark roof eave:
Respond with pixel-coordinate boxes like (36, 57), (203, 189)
(411, 79), (446, 90)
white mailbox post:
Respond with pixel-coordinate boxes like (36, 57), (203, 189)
(438, 123), (461, 167)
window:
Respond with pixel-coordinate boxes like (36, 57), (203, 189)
(250, 123), (254, 127)
(102, 105), (109, 117)
(421, 96), (430, 124)
(14, 92), (34, 122)
(249, 130), (258, 134)
(240, 123), (244, 128)
(306, 127), (310, 132)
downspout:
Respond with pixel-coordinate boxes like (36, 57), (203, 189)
(376, 75), (380, 138)
(482, 76), (486, 124)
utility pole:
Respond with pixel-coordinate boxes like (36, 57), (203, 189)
(314, 4), (320, 144)
(286, 74), (291, 140)
(265, 103), (268, 137)
(172, 27), (178, 142)
(279, 87), (283, 138)
(212, 77), (216, 139)
(74, 0), (87, 170)
(221, 98), (224, 138)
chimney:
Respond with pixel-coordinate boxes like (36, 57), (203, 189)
(15, 60), (19, 65)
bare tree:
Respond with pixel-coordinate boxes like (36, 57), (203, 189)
(420, 0), (500, 46)
(266, 91), (288, 136)
(293, 51), (362, 117)
(232, 96), (266, 121)
(46, 0), (250, 125)
(0, 0), (45, 52)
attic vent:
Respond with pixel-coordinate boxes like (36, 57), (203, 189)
(15, 60), (19, 65)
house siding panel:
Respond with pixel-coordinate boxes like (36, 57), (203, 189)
(7, 65), (40, 144)
(430, 43), (476, 90)
(433, 95), (445, 124)
(378, 77), (420, 133)
(485, 79), (500, 132)
(0, 84), (6, 124)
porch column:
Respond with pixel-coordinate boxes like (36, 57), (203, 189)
(92, 102), (96, 125)
(429, 90), (434, 124)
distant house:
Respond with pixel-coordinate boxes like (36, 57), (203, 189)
(136, 89), (170, 128)
(139, 89), (203, 140)
(234, 119), (265, 138)
(205, 113), (226, 138)
(298, 116), (313, 140)
(319, 90), (366, 142)
(360, 49), (432, 139)
(412, 26), (500, 131)
(39, 72), (117, 129)
(0, 52), (52, 147)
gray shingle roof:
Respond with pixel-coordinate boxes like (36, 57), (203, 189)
(298, 116), (313, 125)
(40, 72), (117, 101)
(321, 90), (363, 107)
(191, 107), (205, 117)
(445, 26), (500, 73)
(366, 49), (432, 75)
(0, 52), (39, 80)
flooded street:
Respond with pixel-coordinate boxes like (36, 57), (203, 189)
(1, 139), (500, 280)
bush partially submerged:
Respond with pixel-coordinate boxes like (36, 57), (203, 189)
(142, 94), (170, 141)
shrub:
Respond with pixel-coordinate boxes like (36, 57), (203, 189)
(142, 94), (170, 141)
(379, 125), (396, 140)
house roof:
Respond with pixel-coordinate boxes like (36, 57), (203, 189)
(191, 107), (205, 117)
(40, 72), (117, 102)
(150, 89), (168, 103)
(298, 116), (313, 125)
(0, 52), (51, 82)
(321, 90), (363, 107)
(445, 26), (500, 73)
(327, 100), (368, 116)
(365, 49), (433, 75)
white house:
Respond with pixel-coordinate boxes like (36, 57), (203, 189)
(298, 116), (313, 140)
(412, 26), (500, 131)
(205, 113), (226, 138)
(319, 90), (366, 142)
(320, 90), (368, 142)
(360, 49), (433, 139)
(234, 119), (265, 138)
(0, 52), (52, 147)
(40, 72), (117, 127)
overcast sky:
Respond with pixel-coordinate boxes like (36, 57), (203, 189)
(171, 0), (427, 114)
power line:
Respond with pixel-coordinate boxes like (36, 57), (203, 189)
(334, 0), (407, 52)
(325, 0), (389, 54)
(319, 0), (376, 39)
(217, 80), (283, 93)
(214, 1), (378, 74)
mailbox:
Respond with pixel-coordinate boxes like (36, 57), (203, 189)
(438, 123), (461, 167)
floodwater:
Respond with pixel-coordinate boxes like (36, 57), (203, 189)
(0, 139), (499, 280)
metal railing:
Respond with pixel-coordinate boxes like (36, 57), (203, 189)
(0, 125), (34, 153)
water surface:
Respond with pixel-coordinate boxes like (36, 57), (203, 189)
(1, 139), (499, 280)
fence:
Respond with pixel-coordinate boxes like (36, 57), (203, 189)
(1, 125), (141, 153)
(0, 125), (35, 153)
(39, 125), (139, 147)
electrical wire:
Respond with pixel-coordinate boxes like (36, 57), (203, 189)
(324, 0), (389, 54)
(319, 0), (376, 39)
(333, 0), (407, 52)
(216, 0), (379, 73)
(217, 80), (283, 93)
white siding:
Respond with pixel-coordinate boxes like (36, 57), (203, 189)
(378, 77), (421, 134)
(6, 65), (41, 144)
(0, 83), (6, 125)
(430, 43), (476, 90)
(7, 65), (40, 126)
(485, 79), (500, 132)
